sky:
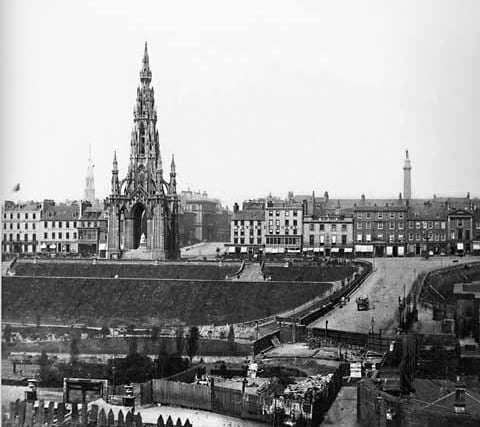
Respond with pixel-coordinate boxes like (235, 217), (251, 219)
(1, 0), (479, 208)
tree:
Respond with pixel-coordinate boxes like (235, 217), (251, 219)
(227, 325), (237, 355)
(100, 325), (110, 338)
(3, 324), (12, 344)
(70, 332), (80, 365)
(175, 326), (184, 355)
(186, 326), (200, 362)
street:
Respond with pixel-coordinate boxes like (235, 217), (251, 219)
(309, 256), (480, 334)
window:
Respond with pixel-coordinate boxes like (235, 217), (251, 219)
(365, 222), (371, 230)
(52, 232), (56, 239)
(44, 232), (48, 239)
(366, 212), (371, 219)
(66, 221), (70, 228)
(422, 221), (427, 229)
(415, 233), (420, 241)
(332, 235), (337, 244)
(240, 238), (245, 244)
(365, 234), (371, 242)
(342, 235), (347, 244)
(399, 213), (404, 219)
(2, 223), (5, 229)
(441, 222), (446, 229)
(24, 234), (28, 241)
(44, 221), (48, 228)
(309, 235), (314, 245)
(17, 223), (20, 229)
(249, 238), (254, 244)
(268, 211), (273, 216)
(320, 235), (325, 244)
(276, 211), (280, 216)
(25, 213), (29, 219)
(408, 233), (413, 241)
(389, 222), (395, 230)
(389, 213), (395, 219)
(389, 234), (394, 243)
(32, 223), (35, 230)
(293, 220), (297, 226)
(331, 224), (337, 231)
(416, 222), (421, 229)
(409, 222), (414, 229)
(319, 224), (325, 231)
(428, 221), (433, 229)
(257, 229), (261, 236)
(32, 234), (36, 241)
(275, 220), (280, 226)
(434, 222), (439, 229)
(293, 229), (297, 235)
(25, 223), (28, 230)
(451, 231), (455, 240)
(357, 234), (362, 242)
(59, 232), (62, 239)
(257, 238), (261, 244)
(457, 219), (463, 227)
(434, 233), (439, 242)
(16, 234), (20, 241)
(59, 221), (62, 228)
(293, 211), (298, 217)
(399, 223), (404, 230)
(10, 223), (12, 229)
(10, 213), (13, 219)
(398, 234), (404, 242)
(377, 222), (383, 230)
(9, 234), (12, 241)
(341, 224), (347, 232)
(441, 233), (446, 241)
(17, 213), (20, 219)
(377, 213), (383, 220)
(378, 234), (384, 240)
(269, 220), (273, 226)
(309, 223), (314, 231)
(357, 213), (362, 220)
(285, 211), (289, 216)
(234, 238), (238, 244)
(33, 213), (36, 219)
(358, 222), (363, 230)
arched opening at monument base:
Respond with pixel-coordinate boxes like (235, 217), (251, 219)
(132, 203), (147, 249)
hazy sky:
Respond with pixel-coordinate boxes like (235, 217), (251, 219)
(1, 0), (479, 208)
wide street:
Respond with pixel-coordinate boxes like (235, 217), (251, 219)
(309, 256), (480, 335)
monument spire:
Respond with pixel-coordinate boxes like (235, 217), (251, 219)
(403, 149), (412, 201)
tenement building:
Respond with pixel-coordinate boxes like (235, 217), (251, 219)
(226, 202), (265, 258)
(264, 197), (304, 257)
(353, 195), (407, 257)
(41, 200), (80, 254)
(106, 43), (179, 260)
(2, 201), (42, 255)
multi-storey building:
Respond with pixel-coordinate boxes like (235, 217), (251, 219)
(303, 215), (354, 257)
(77, 202), (108, 257)
(264, 199), (304, 257)
(406, 202), (448, 256)
(227, 202), (265, 257)
(473, 208), (480, 255)
(447, 209), (474, 255)
(41, 200), (80, 254)
(180, 190), (231, 243)
(353, 198), (407, 257)
(2, 201), (42, 255)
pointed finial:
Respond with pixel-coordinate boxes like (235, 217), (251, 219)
(406, 149), (409, 159)
(170, 154), (176, 173)
(113, 151), (118, 171)
(140, 42), (152, 82)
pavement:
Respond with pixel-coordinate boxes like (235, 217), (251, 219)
(321, 386), (360, 426)
(309, 256), (480, 335)
(180, 242), (227, 260)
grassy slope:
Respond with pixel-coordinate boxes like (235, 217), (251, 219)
(2, 277), (332, 327)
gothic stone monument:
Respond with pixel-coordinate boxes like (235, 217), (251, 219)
(106, 43), (179, 260)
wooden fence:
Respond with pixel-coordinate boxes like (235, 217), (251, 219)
(2, 400), (192, 427)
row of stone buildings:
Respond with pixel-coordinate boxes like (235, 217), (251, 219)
(226, 192), (480, 258)
(1, 193), (230, 258)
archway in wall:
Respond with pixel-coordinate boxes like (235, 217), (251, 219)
(132, 203), (147, 249)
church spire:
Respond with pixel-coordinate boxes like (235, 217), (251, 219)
(84, 144), (95, 203)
